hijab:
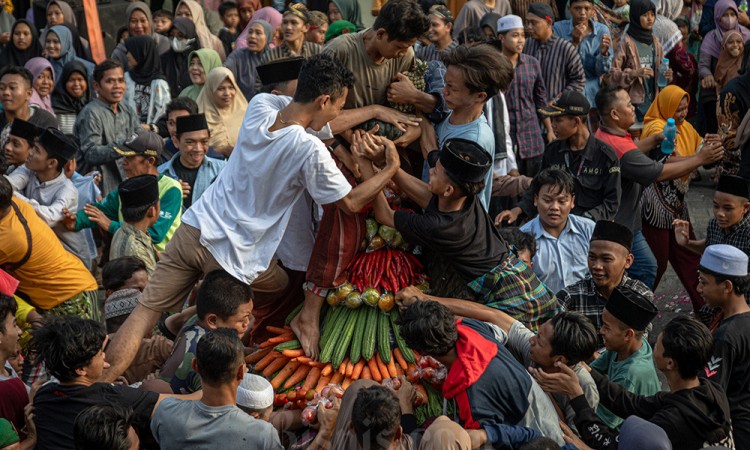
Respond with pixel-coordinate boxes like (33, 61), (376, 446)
(25, 57), (55, 116)
(618, 417), (672, 450)
(126, 2), (171, 55)
(702, 0), (750, 59)
(331, 0), (364, 31)
(51, 60), (92, 115)
(715, 30), (744, 92)
(179, 48), (223, 100)
(177, 0), (225, 59)
(196, 67), (248, 150)
(0, 19), (42, 67)
(161, 18), (201, 96)
(45, 25), (77, 82)
(235, 7), (282, 50)
(627, 0), (656, 45)
(124, 36), (166, 86)
(479, 12), (502, 35)
(643, 85), (701, 166)
(418, 416), (471, 450)
(46, 0), (76, 27)
(45, 0), (90, 60)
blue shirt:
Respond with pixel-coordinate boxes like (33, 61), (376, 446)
(521, 213), (595, 293)
(553, 19), (613, 105)
(436, 112), (495, 210)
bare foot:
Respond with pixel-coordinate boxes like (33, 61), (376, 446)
(290, 291), (324, 360)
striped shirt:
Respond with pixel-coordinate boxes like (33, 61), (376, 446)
(415, 40), (458, 62)
(260, 41), (322, 64)
(505, 53), (547, 160)
(523, 34), (586, 102)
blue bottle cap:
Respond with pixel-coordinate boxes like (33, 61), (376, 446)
(667, 118), (675, 125)
(663, 58), (669, 63)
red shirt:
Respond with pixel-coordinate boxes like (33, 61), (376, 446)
(595, 126), (638, 159)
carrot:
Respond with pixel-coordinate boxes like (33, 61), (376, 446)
(346, 359), (355, 378)
(342, 376), (353, 390)
(396, 365), (404, 377)
(245, 347), (272, 364)
(295, 356), (312, 364)
(338, 357), (350, 375)
(254, 350), (282, 371)
(284, 364), (311, 389)
(282, 349), (305, 358)
(375, 354), (390, 380)
(266, 325), (290, 335)
(393, 348), (408, 371)
(307, 361), (326, 368)
(414, 383), (428, 406)
(361, 366), (372, 380)
(315, 376), (331, 392)
(271, 360), (300, 390)
(302, 366), (322, 391)
(386, 353), (398, 378)
(330, 371), (344, 386)
(321, 364), (334, 377)
(351, 360), (366, 380)
(412, 350), (421, 361)
(262, 356), (290, 378)
(367, 358), (382, 382)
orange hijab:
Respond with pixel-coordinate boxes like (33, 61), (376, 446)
(643, 85), (702, 158)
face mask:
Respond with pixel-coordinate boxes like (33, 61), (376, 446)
(721, 15), (737, 30)
(171, 37), (194, 52)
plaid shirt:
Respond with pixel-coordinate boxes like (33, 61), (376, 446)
(506, 53), (547, 160)
(556, 273), (653, 333)
(706, 214), (750, 270)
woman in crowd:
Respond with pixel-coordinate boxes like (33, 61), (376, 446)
(43, 0), (92, 61)
(52, 61), (92, 137)
(260, 4), (322, 64)
(180, 48), (223, 100)
(196, 67), (247, 157)
(328, 0), (364, 31)
(713, 30), (744, 93)
(224, 19), (271, 100)
(44, 25), (94, 87)
(234, 6), (282, 51)
(25, 57), (56, 117)
(111, 2), (171, 71)
(0, 19), (42, 68)
(668, 17), (698, 119)
(162, 18), (202, 99)
(698, 0), (750, 133)
(717, 45), (750, 177)
(123, 36), (171, 127)
(604, 0), (665, 122)
(175, 0), (227, 60)
(641, 85), (705, 312)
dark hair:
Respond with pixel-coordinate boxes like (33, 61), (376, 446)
(196, 269), (253, 320)
(167, 97), (199, 116)
(442, 44), (513, 98)
(260, 79), (294, 94)
(93, 60), (124, 84)
(34, 139), (66, 173)
(102, 256), (147, 291)
(698, 266), (750, 297)
(153, 9), (173, 20)
(595, 85), (626, 118)
(115, 26), (129, 44)
(0, 176), (13, 210)
(532, 167), (576, 198)
(29, 316), (106, 382)
(219, 1), (238, 17)
(674, 16), (688, 29)
(352, 385), (402, 450)
(0, 294), (18, 334)
(373, 0), (429, 42)
(294, 53), (354, 104)
(74, 405), (135, 450)
(548, 312), (598, 365)
(121, 200), (158, 223)
(418, 0), (446, 14)
(457, 26), (487, 45)
(498, 227), (537, 258)
(519, 437), (562, 450)
(195, 328), (244, 386)
(0, 65), (33, 88)
(397, 301), (457, 356)
(661, 315), (714, 379)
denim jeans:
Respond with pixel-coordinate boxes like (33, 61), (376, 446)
(626, 230), (657, 289)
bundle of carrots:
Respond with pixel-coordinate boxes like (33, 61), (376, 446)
(246, 325), (428, 408)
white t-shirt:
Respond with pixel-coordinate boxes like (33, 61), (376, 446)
(182, 94), (351, 284)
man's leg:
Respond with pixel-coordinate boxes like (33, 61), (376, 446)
(246, 261), (293, 344)
(641, 223), (670, 290)
(102, 224), (218, 381)
(668, 223), (703, 312)
(626, 230), (658, 289)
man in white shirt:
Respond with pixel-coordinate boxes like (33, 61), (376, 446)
(103, 54), (402, 381)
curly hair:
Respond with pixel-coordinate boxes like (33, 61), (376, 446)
(397, 301), (458, 356)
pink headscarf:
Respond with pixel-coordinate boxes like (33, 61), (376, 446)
(25, 57), (56, 117)
(234, 6), (282, 51)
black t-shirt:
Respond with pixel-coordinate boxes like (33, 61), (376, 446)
(172, 157), (199, 209)
(704, 311), (750, 439)
(614, 149), (663, 232)
(34, 382), (159, 450)
(393, 195), (508, 281)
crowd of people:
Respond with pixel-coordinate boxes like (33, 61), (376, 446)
(0, 0), (749, 447)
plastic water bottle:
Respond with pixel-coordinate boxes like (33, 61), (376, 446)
(741, 0), (748, 13)
(658, 58), (669, 88)
(661, 118), (677, 155)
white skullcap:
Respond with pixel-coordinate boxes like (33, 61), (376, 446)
(700, 244), (749, 277)
(497, 15), (524, 34)
(237, 373), (274, 410)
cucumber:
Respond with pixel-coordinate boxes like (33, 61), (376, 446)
(362, 305), (378, 360)
(378, 310), (391, 364)
(389, 309), (415, 364)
